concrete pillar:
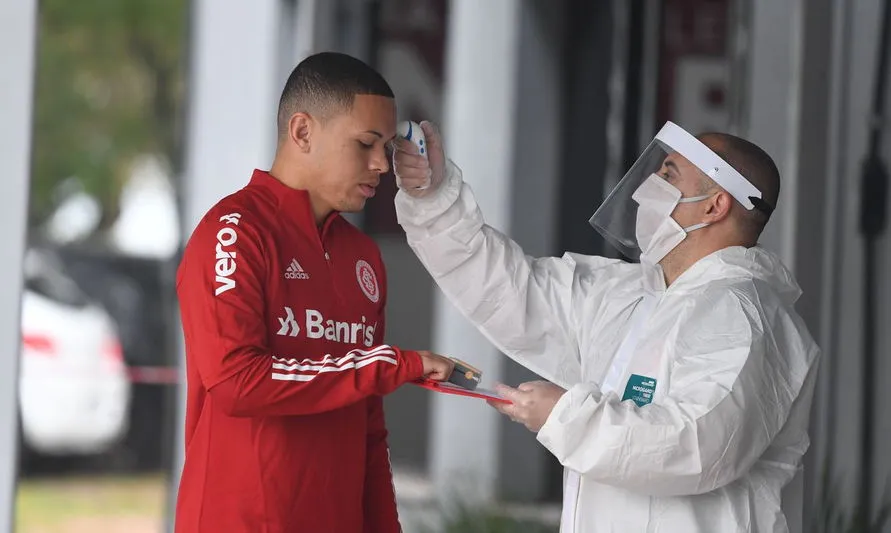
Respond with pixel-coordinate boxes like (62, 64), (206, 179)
(428, 0), (521, 504)
(181, 1), (282, 232)
(0, 0), (38, 530)
(741, 1), (833, 530)
(498, 0), (566, 502)
(741, 0), (803, 269)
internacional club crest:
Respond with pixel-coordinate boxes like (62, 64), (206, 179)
(356, 260), (379, 303)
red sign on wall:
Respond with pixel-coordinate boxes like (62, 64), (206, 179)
(656, 0), (733, 134)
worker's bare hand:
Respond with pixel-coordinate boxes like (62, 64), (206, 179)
(417, 350), (455, 381)
(392, 121), (446, 198)
(488, 381), (566, 433)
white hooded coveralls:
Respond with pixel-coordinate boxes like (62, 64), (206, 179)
(395, 161), (820, 533)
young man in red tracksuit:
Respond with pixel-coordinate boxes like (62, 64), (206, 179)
(175, 52), (455, 533)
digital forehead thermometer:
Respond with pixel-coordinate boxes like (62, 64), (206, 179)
(397, 121), (427, 159)
(396, 120), (429, 191)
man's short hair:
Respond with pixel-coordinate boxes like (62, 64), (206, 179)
(697, 133), (781, 238)
(277, 52), (394, 138)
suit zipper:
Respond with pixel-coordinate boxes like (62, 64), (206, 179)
(561, 471), (581, 533)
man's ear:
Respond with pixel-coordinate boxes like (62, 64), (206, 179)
(705, 190), (734, 223)
(288, 112), (313, 153)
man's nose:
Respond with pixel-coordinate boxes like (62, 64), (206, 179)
(372, 147), (390, 174)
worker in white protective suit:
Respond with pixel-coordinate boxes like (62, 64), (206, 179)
(391, 120), (821, 533)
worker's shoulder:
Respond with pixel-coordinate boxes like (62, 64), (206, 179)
(690, 277), (819, 366)
(698, 273), (788, 303)
(688, 275), (803, 333)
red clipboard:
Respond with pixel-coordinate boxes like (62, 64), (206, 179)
(410, 378), (512, 404)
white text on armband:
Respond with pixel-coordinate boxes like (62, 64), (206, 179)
(214, 213), (242, 296)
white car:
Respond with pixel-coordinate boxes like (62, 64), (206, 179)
(18, 249), (131, 458)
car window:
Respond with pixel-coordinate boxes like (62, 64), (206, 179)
(23, 250), (91, 308)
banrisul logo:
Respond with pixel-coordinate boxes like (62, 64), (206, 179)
(273, 308), (376, 347)
(214, 213), (242, 296)
(276, 307), (300, 337)
(305, 310), (376, 347)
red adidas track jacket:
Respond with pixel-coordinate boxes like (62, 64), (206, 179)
(174, 170), (424, 533)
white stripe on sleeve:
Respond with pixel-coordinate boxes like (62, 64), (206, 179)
(270, 345), (399, 382)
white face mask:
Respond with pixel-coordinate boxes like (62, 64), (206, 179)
(631, 174), (711, 265)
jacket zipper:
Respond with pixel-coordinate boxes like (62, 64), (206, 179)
(317, 215), (343, 304)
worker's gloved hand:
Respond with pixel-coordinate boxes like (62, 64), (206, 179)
(488, 381), (567, 433)
(392, 120), (446, 198)
(417, 350), (456, 381)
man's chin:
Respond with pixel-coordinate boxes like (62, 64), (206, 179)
(338, 199), (367, 214)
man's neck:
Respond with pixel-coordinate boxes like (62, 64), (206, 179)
(269, 156), (305, 190)
(661, 253), (701, 287)
(269, 156), (331, 226)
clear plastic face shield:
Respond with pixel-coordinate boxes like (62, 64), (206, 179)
(589, 121), (770, 263)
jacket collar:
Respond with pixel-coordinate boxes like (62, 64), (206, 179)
(247, 169), (339, 239)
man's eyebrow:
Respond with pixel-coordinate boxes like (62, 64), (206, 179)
(665, 160), (680, 174)
(363, 129), (398, 142)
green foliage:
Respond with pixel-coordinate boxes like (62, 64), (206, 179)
(415, 497), (559, 533)
(30, 0), (187, 226)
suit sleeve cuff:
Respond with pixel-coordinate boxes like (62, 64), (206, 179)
(395, 159), (463, 229)
(536, 382), (602, 456)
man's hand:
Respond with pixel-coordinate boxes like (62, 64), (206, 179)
(392, 120), (446, 198)
(417, 350), (455, 381)
(487, 381), (567, 432)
